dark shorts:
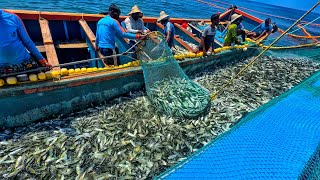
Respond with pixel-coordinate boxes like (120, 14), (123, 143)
(99, 47), (120, 65)
(0, 57), (40, 75)
(197, 43), (211, 52)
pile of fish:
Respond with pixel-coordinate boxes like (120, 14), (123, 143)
(148, 77), (211, 118)
(0, 56), (319, 179)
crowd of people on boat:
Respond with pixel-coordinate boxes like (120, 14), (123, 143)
(0, 4), (278, 74)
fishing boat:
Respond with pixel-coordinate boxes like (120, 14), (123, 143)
(0, 8), (279, 128)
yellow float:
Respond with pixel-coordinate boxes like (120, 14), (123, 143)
(37, 72), (46, 80)
(0, 79), (5, 87)
(68, 69), (75, 74)
(6, 77), (17, 85)
(29, 74), (38, 82)
(45, 71), (53, 79)
(51, 71), (60, 78)
(60, 68), (69, 75)
(74, 68), (81, 74)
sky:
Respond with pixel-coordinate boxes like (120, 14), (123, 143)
(252, 0), (320, 13)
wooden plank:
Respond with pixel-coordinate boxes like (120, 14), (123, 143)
(174, 23), (201, 43)
(6, 9), (211, 24)
(56, 43), (88, 49)
(39, 18), (60, 69)
(156, 22), (195, 52)
(79, 19), (110, 66)
(79, 19), (96, 45)
(36, 43), (88, 52)
(36, 45), (46, 53)
(235, 9), (263, 23)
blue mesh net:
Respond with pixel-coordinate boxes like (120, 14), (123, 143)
(156, 71), (320, 179)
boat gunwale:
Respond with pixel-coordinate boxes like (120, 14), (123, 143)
(5, 9), (212, 23)
(0, 47), (248, 96)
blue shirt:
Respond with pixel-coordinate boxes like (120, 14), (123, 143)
(96, 15), (137, 49)
(0, 10), (44, 66)
(164, 22), (175, 48)
(256, 23), (272, 34)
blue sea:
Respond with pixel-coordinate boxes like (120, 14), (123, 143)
(1, 0), (319, 59)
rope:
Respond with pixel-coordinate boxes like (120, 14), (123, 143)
(210, 1), (320, 100)
(195, 0), (227, 10)
(266, 15), (320, 41)
(211, 0), (320, 26)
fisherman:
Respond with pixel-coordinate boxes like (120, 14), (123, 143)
(0, 9), (51, 75)
(220, 16), (246, 42)
(197, 13), (220, 55)
(157, 11), (175, 49)
(223, 14), (243, 46)
(124, 5), (149, 34)
(246, 18), (277, 40)
(123, 5), (150, 60)
(96, 4), (145, 65)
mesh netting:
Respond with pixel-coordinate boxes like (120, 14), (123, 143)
(137, 32), (211, 118)
(156, 71), (320, 179)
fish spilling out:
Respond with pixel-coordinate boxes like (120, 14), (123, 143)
(149, 77), (211, 118)
(0, 56), (319, 179)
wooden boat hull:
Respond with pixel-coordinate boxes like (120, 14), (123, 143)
(0, 9), (264, 127)
(0, 48), (257, 128)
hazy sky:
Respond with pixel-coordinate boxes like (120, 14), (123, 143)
(252, 0), (320, 13)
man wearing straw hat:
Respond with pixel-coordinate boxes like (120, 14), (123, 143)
(157, 11), (175, 49)
(223, 13), (243, 46)
(124, 5), (149, 61)
(124, 5), (149, 34)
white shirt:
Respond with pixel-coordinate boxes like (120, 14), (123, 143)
(124, 17), (148, 34)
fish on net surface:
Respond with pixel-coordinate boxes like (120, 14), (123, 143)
(136, 32), (211, 118)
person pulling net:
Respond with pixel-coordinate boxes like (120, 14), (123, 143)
(137, 31), (211, 118)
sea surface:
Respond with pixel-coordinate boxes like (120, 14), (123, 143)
(1, 0), (319, 21)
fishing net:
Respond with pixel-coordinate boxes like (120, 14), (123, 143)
(156, 71), (320, 179)
(137, 32), (211, 118)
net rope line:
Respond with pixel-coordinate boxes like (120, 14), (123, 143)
(210, 1), (320, 100)
(211, 0), (320, 26)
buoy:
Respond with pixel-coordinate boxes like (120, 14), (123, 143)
(6, 77), (17, 85)
(37, 72), (46, 80)
(243, 47), (248, 51)
(45, 71), (53, 79)
(92, 67), (98, 72)
(98, 68), (104, 71)
(68, 69), (75, 74)
(87, 68), (93, 72)
(81, 68), (87, 73)
(74, 68), (81, 74)
(0, 79), (5, 87)
(60, 68), (69, 75)
(51, 71), (60, 78)
(29, 74), (38, 82)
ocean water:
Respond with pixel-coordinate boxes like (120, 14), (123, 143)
(1, 0), (319, 21)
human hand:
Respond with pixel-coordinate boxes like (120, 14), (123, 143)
(39, 59), (52, 68)
(138, 34), (146, 40)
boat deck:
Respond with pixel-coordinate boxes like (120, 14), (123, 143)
(156, 71), (320, 179)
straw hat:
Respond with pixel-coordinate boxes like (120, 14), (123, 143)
(128, 5), (143, 15)
(230, 14), (242, 23)
(157, 11), (170, 22)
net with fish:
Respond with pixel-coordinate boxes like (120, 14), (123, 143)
(136, 32), (211, 118)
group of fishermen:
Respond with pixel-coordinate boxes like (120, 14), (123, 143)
(0, 4), (278, 74)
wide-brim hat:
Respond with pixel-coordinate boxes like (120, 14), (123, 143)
(230, 14), (242, 23)
(129, 5), (143, 16)
(157, 11), (170, 22)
